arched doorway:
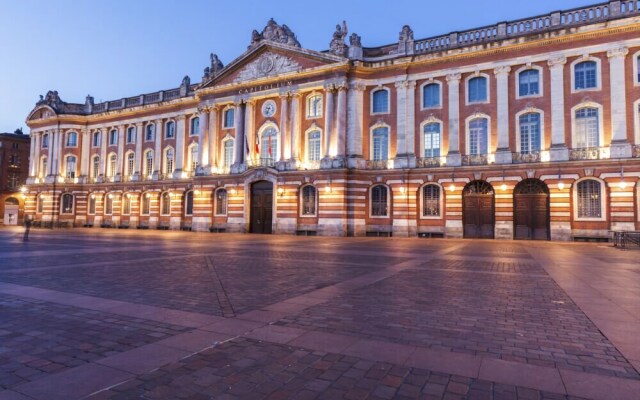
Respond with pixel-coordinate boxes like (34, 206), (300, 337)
(513, 179), (550, 240)
(3, 197), (20, 225)
(463, 180), (495, 239)
(250, 180), (273, 234)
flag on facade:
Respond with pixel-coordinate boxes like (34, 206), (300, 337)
(267, 134), (272, 157)
(255, 132), (260, 155)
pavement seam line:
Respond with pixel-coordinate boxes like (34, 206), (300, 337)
(204, 255), (236, 317)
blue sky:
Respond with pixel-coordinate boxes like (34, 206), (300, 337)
(0, 0), (595, 133)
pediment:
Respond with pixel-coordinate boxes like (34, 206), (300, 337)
(27, 105), (57, 122)
(199, 42), (347, 89)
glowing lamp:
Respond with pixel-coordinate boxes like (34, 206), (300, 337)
(558, 181), (565, 190)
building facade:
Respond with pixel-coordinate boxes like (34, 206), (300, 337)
(1, 130), (30, 225)
(24, 1), (640, 239)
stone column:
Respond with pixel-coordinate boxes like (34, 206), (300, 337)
(56, 129), (64, 177)
(494, 66), (512, 164)
(174, 115), (186, 178)
(548, 57), (568, 161)
(233, 101), (245, 166)
(323, 85), (335, 160)
(209, 106), (219, 170)
(31, 132), (40, 179)
(608, 47), (631, 158)
(153, 119), (163, 178)
(394, 80), (408, 167)
(245, 100), (255, 164)
(197, 107), (209, 173)
(134, 123), (143, 178)
(46, 130), (54, 176)
(117, 126), (125, 178)
(100, 128), (108, 178)
(50, 129), (60, 177)
(279, 93), (289, 162)
(28, 132), (38, 178)
(335, 83), (348, 160)
(446, 73), (462, 166)
(347, 82), (365, 168)
(80, 129), (90, 180)
(290, 92), (301, 163)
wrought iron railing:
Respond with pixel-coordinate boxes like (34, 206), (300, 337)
(569, 147), (607, 161)
(512, 151), (541, 164)
(633, 145), (640, 158)
(365, 160), (389, 170)
(462, 154), (488, 166)
(249, 158), (276, 168)
(416, 157), (441, 168)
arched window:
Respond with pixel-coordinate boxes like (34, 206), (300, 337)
(468, 76), (488, 103)
(261, 127), (278, 161)
(88, 194), (96, 215)
(423, 123), (441, 158)
(92, 131), (100, 147)
(60, 193), (74, 214)
(66, 131), (77, 147)
(91, 156), (100, 179)
(307, 130), (321, 161)
(575, 61), (597, 90)
(575, 108), (599, 148)
(109, 154), (117, 177)
(372, 89), (389, 113)
(307, 94), (323, 118)
(126, 153), (135, 177)
(224, 108), (235, 128)
(301, 185), (317, 216)
(519, 113), (541, 154)
(164, 148), (174, 174)
(105, 194), (113, 215)
(145, 124), (155, 141)
(145, 151), (154, 177)
(40, 157), (48, 178)
(190, 117), (199, 136)
(215, 189), (227, 215)
(126, 126), (136, 143)
(372, 127), (389, 161)
(422, 83), (440, 108)
(165, 121), (175, 139)
(519, 69), (540, 97)
(190, 144), (199, 172)
(65, 156), (77, 179)
(422, 184), (441, 217)
(371, 185), (389, 217)
(42, 134), (49, 148)
(468, 118), (488, 155)
(184, 191), (194, 216)
(37, 194), (44, 213)
(223, 140), (234, 167)
(161, 192), (171, 215)
(141, 193), (151, 215)
(577, 179), (602, 218)
(122, 194), (131, 215)
(109, 129), (118, 146)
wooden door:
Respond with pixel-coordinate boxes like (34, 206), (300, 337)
(514, 194), (549, 240)
(250, 181), (273, 234)
(463, 195), (495, 239)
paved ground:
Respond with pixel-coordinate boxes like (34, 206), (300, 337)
(0, 227), (638, 400)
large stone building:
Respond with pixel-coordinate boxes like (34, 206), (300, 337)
(23, 1), (640, 239)
(1, 130), (30, 225)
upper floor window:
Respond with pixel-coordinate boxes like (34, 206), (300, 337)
(161, 192), (171, 215)
(519, 69), (540, 97)
(65, 156), (77, 179)
(190, 144), (199, 172)
(422, 184), (441, 217)
(423, 123), (441, 158)
(41, 157), (48, 178)
(519, 113), (541, 154)
(307, 94), (323, 118)
(165, 148), (174, 174)
(577, 179), (602, 219)
(61, 193), (74, 215)
(468, 118), (488, 155)
(372, 89), (389, 114)
(165, 121), (175, 139)
(145, 124), (155, 141)
(126, 153), (135, 177)
(42, 134), (49, 148)
(109, 129), (118, 146)
(468, 76), (488, 103)
(126, 126), (136, 144)
(91, 156), (99, 179)
(260, 127), (278, 161)
(184, 191), (194, 216)
(215, 189), (227, 215)
(109, 154), (117, 177)
(66, 131), (77, 147)
(224, 108), (235, 128)
(190, 117), (199, 136)
(574, 61), (597, 90)
(145, 151), (154, 177)
(301, 185), (317, 216)
(223, 140), (234, 167)
(371, 127), (389, 161)
(575, 107), (599, 148)
(371, 185), (388, 217)
(422, 83), (441, 108)
(307, 130), (321, 162)
(92, 131), (100, 147)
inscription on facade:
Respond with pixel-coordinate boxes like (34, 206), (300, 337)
(238, 80), (293, 95)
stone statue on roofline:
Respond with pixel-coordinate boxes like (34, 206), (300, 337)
(329, 21), (349, 57)
(397, 25), (415, 55)
(210, 53), (224, 74)
(249, 18), (301, 48)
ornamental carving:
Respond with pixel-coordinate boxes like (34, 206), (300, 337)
(329, 21), (348, 56)
(250, 19), (301, 48)
(234, 52), (301, 83)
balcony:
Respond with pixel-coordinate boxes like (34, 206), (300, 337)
(248, 158), (276, 169)
(299, 160), (321, 170)
(569, 147), (609, 161)
(461, 154), (489, 166)
(512, 151), (542, 164)
(365, 160), (390, 170)
(416, 157), (442, 168)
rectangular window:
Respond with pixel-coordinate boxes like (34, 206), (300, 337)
(519, 70), (540, 97)
(308, 131), (321, 162)
(468, 77), (487, 103)
(88, 196), (96, 214)
(127, 127), (135, 143)
(424, 124), (441, 158)
(372, 128), (389, 161)
(109, 130), (117, 146)
(123, 196), (131, 215)
(224, 141), (234, 167)
(423, 84), (440, 108)
(372, 90), (389, 113)
(469, 119), (488, 155)
(142, 196), (150, 215)
(224, 109), (235, 128)
(423, 185), (440, 217)
(575, 108), (599, 148)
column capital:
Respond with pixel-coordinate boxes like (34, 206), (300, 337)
(607, 47), (629, 59)
(446, 73), (462, 83)
(289, 91), (302, 99)
(135, 122), (144, 128)
(176, 115), (186, 121)
(323, 83), (336, 92)
(335, 80), (348, 91)
(349, 81), (366, 92)
(493, 65), (511, 77)
(197, 106), (210, 114)
(547, 56), (567, 68)
(154, 118), (163, 125)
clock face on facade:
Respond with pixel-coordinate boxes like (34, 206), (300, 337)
(262, 100), (276, 117)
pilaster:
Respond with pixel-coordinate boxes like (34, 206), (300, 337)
(197, 107), (209, 174)
(80, 129), (90, 181)
(173, 115), (186, 178)
(209, 106), (219, 170)
(347, 81), (365, 168)
(279, 93), (290, 163)
(446, 73), (462, 166)
(335, 81), (348, 158)
(494, 66), (512, 164)
(323, 84), (335, 161)
(116, 126), (125, 178)
(548, 57), (568, 161)
(134, 123), (143, 180)
(290, 92), (301, 163)
(608, 47), (632, 158)
(153, 120), (163, 179)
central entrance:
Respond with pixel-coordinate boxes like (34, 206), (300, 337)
(463, 180), (495, 239)
(513, 179), (550, 240)
(250, 180), (273, 234)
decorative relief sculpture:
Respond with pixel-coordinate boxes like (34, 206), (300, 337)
(329, 21), (348, 56)
(234, 52), (301, 82)
(203, 53), (225, 81)
(249, 19), (301, 48)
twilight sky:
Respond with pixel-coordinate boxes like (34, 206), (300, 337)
(0, 0), (596, 133)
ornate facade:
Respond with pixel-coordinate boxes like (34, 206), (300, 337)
(24, 2), (640, 239)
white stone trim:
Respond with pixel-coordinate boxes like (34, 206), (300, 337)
(570, 101), (605, 148)
(419, 182), (444, 220)
(570, 55), (602, 93)
(419, 79), (443, 110)
(370, 86), (391, 115)
(515, 64), (544, 99)
(64, 131), (79, 148)
(632, 49), (640, 87)
(573, 177), (607, 222)
(464, 72), (491, 105)
(514, 107), (546, 152)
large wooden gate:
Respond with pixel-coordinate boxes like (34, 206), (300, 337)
(513, 179), (550, 240)
(250, 180), (273, 234)
(463, 181), (495, 239)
